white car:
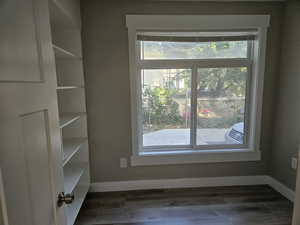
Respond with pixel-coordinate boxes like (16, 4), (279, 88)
(225, 122), (244, 144)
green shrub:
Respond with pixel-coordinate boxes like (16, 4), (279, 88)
(143, 87), (183, 129)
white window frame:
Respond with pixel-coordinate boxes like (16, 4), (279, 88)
(126, 15), (270, 166)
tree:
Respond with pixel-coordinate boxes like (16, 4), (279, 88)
(142, 40), (247, 98)
(141, 40), (247, 130)
(143, 87), (183, 130)
(197, 67), (247, 98)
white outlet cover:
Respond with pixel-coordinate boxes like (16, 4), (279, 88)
(292, 157), (298, 170)
(120, 158), (128, 168)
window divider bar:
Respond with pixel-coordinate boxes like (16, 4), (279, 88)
(138, 59), (251, 69)
(190, 66), (198, 148)
(243, 40), (254, 146)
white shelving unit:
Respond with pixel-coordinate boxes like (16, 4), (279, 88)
(59, 113), (82, 129)
(63, 138), (87, 165)
(64, 163), (87, 194)
(53, 44), (80, 59)
(48, 0), (90, 224)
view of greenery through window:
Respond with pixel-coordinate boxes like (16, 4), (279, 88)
(141, 40), (247, 148)
(141, 40), (248, 59)
(142, 69), (192, 146)
(196, 67), (246, 145)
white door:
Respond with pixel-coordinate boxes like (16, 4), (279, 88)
(0, 0), (66, 225)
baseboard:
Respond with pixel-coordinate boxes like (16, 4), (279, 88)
(265, 176), (295, 202)
(90, 175), (295, 202)
(90, 175), (268, 192)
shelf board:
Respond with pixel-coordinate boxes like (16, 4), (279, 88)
(59, 113), (84, 129)
(63, 138), (87, 166)
(53, 44), (81, 59)
(57, 86), (84, 90)
(64, 163), (87, 194)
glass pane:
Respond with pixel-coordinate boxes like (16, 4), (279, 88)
(141, 41), (248, 60)
(196, 67), (247, 145)
(142, 69), (192, 149)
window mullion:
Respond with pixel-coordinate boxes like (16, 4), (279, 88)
(244, 40), (254, 147)
(190, 66), (198, 149)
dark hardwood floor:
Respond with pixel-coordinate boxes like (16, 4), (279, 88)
(75, 185), (293, 225)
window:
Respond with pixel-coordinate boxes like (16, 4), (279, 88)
(127, 15), (270, 166)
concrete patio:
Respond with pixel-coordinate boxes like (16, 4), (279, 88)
(143, 128), (228, 147)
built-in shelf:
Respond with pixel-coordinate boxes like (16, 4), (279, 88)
(63, 138), (87, 166)
(57, 86), (85, 90)
(53, 44), (81, 59)
(67, 186), (88, 225)
(66, 172), (89, 225)
(49, 0), (79, 29)
(59, 113), (84, 129)
(49, 0), (89, 224)
(64, 163), (87, 194)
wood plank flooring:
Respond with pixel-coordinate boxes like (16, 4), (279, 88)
(75, 185), (293, 225)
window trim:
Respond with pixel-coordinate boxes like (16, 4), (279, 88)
(126, 15), (270, 166)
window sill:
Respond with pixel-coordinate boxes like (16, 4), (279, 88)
(131, 149), (261, 166)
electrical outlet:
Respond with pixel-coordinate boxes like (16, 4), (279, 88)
(120, 158), (128, 168)
(292, 157), (298, 170)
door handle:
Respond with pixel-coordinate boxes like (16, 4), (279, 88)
(57, 192), (74, 207)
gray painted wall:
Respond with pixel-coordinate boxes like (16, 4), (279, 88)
(81, 0), (284, 183)
(271, 1), (300, 190)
